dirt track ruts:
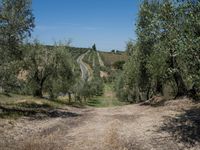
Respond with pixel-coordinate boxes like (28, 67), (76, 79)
(1, 99), (198, 150)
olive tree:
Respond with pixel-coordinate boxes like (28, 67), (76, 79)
(0, 0), (34, 94)
(24, 42), (74, 98)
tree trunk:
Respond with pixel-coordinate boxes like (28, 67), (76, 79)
(74, 94), (77, 102)
(33, 80), (44, 98)
(155, 78), (163, 96)
(49, 88), (55, 100)
(33, 71), (44, 98)
(169, 52), (187, 98)
(34, 87), (43, 98)
(173, 71), (187, 97)
(84, 96), (87, 102)
(68, 92), (71, 103)
(147, 86), (151, 100)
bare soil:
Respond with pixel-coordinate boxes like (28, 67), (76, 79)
(1, 98), (200, 150)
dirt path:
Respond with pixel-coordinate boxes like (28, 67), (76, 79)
(64, 105), (179, 150)
(1, 99), (199, 150)
(77, 51), (92, 81)
(97, 52), (105, 67)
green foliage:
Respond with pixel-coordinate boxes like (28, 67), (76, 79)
(72, 78), (103, 102)
(0, 0), (34, 94)
(136, 0), (161, 100)
(115, 43), (141, 103)
(24, 41), (74, 98)
(114, 72), (128, 101)
(116, 0), (200, 102)
(0, 0), (35, 60)
(112, 60), (125, 70)
(86, 83), (127, 107)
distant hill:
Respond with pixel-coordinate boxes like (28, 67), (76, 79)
(44, 45), (90, 59)
(44, 45), (128, 65)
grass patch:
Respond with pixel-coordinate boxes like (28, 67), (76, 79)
(0, 94), (69, 119)
(87, 98), (104, 107)
(86, 83), (128, 107)
(87, 97), (127, 108)
(0, 94), (67, 108)
(0, 110), (24, 119)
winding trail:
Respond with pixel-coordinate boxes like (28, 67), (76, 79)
(97, 52), (105, 67)
(77, 51), (92, 81)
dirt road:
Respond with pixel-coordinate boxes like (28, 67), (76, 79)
(97, 52), (105, 67)
(77, 51), (92, 81)
(1, 99), (199, 150)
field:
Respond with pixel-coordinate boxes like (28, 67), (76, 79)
(99, 52), (128, 67)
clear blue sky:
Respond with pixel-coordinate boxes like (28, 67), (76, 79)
(32, 0), (140, 51)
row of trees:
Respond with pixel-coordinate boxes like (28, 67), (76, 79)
(115, 0), (200, 102)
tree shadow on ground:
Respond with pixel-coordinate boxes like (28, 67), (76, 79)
(160, 107), (200, 146)
(140, 96), (167, 107)
(0, 103), (81, 119)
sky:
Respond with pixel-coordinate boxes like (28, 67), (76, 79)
(32, 0), (140, 51)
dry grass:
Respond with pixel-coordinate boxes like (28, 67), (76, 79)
(0, 94), (69, 119)
(104, 120), (122, 149)
(103, 119), (140, 150)
(0, 94), (66, 107)
(21, 135), (62, 150)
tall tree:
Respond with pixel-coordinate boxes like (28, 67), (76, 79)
(159, 0), (187, 97)
(177, 0), (200, 97)
(0, 0), (34, 93)
(136, 0), (160, 100)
